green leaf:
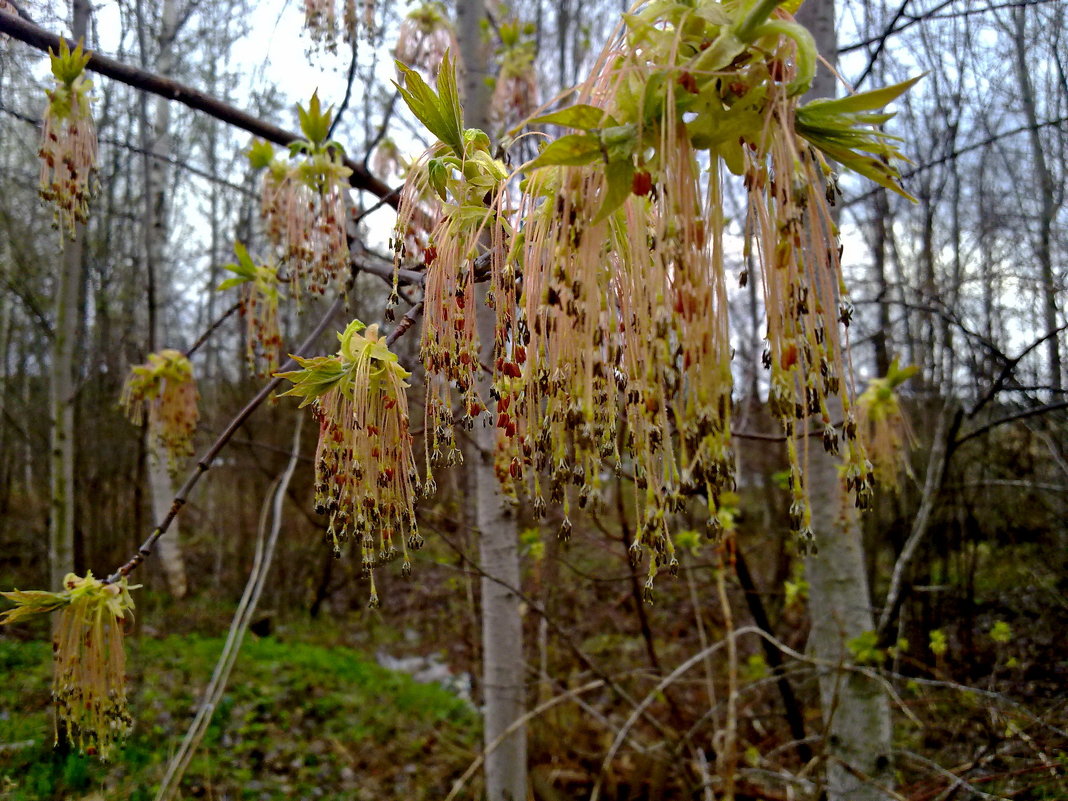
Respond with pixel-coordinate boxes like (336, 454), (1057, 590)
(49, 38), (92, 86)
(297, 91), (332, 145)
(232, 241), (255, 272)
(526, 133), (603, 170)
(600, 124), (637, 163)
(529, 104), (617, 131)
(803, 75), (925, 116)
(427, 157), (449, 200)
(394, 53), (465, 157)
(216, 276), (250, 291)
(247, 139), (276, 169)
(594, 160), (635, 223)
(434, 51), (465, 150)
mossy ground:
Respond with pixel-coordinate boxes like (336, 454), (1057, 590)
(0, 633), (479, 800)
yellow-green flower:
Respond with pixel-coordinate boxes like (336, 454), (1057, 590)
(2, 572), (138, 758)
(278, 320), (422, 605)
(120, 349), (200, 468)
(38, 38), (97, 238)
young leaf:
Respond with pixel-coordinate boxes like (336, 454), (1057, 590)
(394, 54), (465, 157)
(247, 138), (276, 169)
(594, 159), (635, 223)
(297, 91), (333, 145)
(803, 75), (925, 116)
(529, 104), (618, 131)
(525, 133), (603, 170)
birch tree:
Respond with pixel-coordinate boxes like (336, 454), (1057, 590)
(797, 2), (894, 798)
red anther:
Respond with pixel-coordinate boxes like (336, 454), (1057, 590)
(632, 171), (653, 196)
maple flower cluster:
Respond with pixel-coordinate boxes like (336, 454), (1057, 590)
(1, 572), (137, 758)
(279, 320), (422, 607)
(248, 93), (352, 301)
(392, 55), (516, 490)
(856, 358), (917, 490)
(394, 2), (457, 79)
(302, 0), (372, 51)
(392, 0), (918, 588)
(120, 349), (200, 468)
(219, 242), (284, 377)
(38, 39), (97, 238)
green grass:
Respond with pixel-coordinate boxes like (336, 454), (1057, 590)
(0, 634), (479, 800)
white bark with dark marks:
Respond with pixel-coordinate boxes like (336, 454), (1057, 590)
(457, 2), (528, 798)
(796, 1), (894, 798)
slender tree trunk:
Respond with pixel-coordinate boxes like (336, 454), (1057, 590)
(139, 0), (187, 596)
(1012, 7), (1062, 391)
(49, 0), (91, 590)
(871, 190), (891, 377)
(457, 3), (528, 798)
(796, 2), (894, 798)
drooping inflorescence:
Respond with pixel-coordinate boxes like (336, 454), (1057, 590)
(38, 38), (97, 239)
(394, 2), (458, 80)
(392, 0), (919, 589)
(1, 572), (137, 758)
(856, 358), (918, 490)
(278, 320), (422, 607)
(391, 53), (516, 494)
(218, 242), (284, 377)
(120, 349), (200, 469)
(247, 93), (353, 301)
(302, 0), (373, 51)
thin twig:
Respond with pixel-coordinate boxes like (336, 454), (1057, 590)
(386, 302), (424, 346)
(443, 679), (605, 801)
(103, 297), (343, 584)
(184, 301), (240, 358)
(877, 406), (950, 636)
(955, 399), (1068, 448)
(154, 415), (303, 801)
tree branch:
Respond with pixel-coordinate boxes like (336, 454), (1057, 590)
(0, 9), (397, 204)
(954, 399), (1068, 448)
(103, 296), (345, 584)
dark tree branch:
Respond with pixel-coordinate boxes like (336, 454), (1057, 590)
(968, 323), (1068, 419)
(327, 38), (361, 139)
(184, 301), (240, 358)
(0, 9), (397, 205)
(852, 0), (912, 90)
(386, 302), (424, 346)
(954, 399), (1068, 448)
(732, 544), (812, 763)
(838, 0), (1060, 54)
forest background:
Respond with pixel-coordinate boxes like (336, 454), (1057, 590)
(0, 0), (1066, 800)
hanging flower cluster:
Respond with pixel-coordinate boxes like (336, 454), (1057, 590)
(394, 0), (918, 588)
(38, 38), (97, 239)
(392, 55), (515, 490)
(856, 358), (917, 490)
(247, 93), (352, 300)
(491, 18), (539, 129)
(394, 2), (458, 79)
(1, 572), (138, 758)
(278, 320), (422, 607)
(218, 242), (283, 377)
(302, 0), (372, 51)
(120, 349), (199, 468)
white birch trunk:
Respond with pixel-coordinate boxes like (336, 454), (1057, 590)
(796, 1), (894, 798)
(49, 0), (91, 590)
(141, 0), (187, 596)
(457, 2), (528, 797)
